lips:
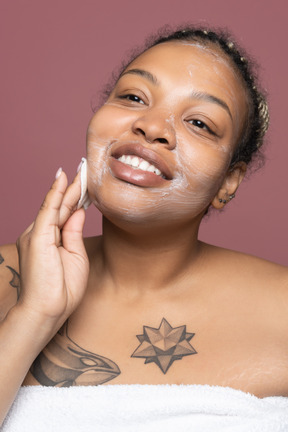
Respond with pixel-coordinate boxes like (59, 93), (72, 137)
(110, 143), (173, 187)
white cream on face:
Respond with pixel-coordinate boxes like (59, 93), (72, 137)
(86, 42), (247, 226)
(86, 133), (231, 225)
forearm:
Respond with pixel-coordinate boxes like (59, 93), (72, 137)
(0, 305), (54, 425)
(0, 170), (88, 425)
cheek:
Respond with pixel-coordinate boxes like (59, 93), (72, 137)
(89, 104), (137, 138)
(86, 113), (110, 192)
(175, 132), (232, 192)
(86, 106), (134, 195)
(157, 135), (232, 218)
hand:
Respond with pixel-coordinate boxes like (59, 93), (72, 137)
(16, 169), (89, 331)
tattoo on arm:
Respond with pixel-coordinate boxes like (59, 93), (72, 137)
(0, 253), (21, 299)
(30, 321), (121, 387)
(6, 266), (20, 299)
(131, 317), (197, 374)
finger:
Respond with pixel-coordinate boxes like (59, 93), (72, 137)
(32, 170), (68, 238)
(58, 171), (81, 228)
(61, 208), (86, 255)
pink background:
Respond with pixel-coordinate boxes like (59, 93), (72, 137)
(1, 0), (287, 265)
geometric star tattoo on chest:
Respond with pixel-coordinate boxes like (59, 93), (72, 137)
(131, 317), (197, 374)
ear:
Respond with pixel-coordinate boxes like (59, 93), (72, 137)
(211, 162), (247, 209)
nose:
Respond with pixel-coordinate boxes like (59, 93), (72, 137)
(132, 110), (176, 150)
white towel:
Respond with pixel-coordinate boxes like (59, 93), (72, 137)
(2, 384), (288, 432)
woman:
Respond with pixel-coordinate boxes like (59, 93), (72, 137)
(1, 26), (288, 430)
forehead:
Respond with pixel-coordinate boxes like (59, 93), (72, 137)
(124, 41), (247, 118)
(129, 41), (239, 84)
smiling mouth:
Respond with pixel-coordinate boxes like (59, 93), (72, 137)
(111, 143), (173, 180)
(116, 155), (166, 178)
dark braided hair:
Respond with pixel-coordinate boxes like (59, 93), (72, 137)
(99, 25), (269, 170)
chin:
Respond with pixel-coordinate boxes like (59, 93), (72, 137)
(88, 167), (213, 231)
(91, 192), (206, 236)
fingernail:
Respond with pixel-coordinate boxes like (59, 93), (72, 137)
(55, 167), (62, 179)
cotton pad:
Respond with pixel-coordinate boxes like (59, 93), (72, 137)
(77, 157), (91, 210)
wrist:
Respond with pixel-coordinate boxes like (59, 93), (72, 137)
(6, 304), (60, 349)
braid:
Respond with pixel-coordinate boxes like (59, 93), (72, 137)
(148, 26), (269, 168)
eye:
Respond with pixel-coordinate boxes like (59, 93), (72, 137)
(118, 94), (145, 104)
(187, 119), (215, 135)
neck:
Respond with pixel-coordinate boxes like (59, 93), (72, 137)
(93, 215), (205, 299)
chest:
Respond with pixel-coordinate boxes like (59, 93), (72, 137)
(22, 300), (288, 397)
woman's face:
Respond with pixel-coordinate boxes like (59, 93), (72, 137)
(86, 41), (247, 226)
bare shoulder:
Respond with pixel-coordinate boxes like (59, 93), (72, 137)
(203, 242), (288, 330)
(203, 242), (288, 286)
(0, 244), (19, 320)
(196, 244), (288, 396)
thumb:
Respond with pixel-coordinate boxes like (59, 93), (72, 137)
(61, 208), (86, 255)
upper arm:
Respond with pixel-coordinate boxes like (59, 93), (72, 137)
(0, 244), (19, 320)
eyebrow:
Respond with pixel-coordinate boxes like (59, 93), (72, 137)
(120, 68), (232, 120)
(120, 68), (159, 86)
(190, 90), (232, 120)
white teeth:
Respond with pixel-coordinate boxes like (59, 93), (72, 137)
(147, 165), (155, 173)
(126, 155), (133, 164)
(117, 154), (163, 177)
(131, 156), (140, 168)
(138, 160), (150, 170)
